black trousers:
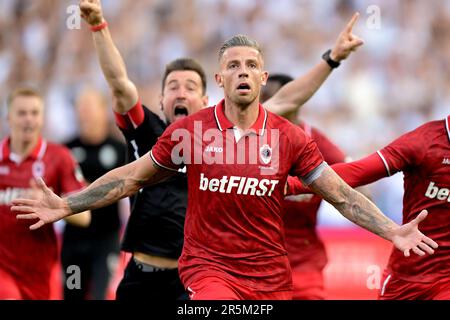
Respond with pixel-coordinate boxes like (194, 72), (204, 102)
(61, 232), (120, 300)
(115, 256), (187, 300)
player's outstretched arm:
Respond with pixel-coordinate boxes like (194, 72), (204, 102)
(308, 165), (438, 257)
(80, 0), (139, 114)
(11, 153), (174, 230)
(23, 178), (92, 228)
(265, 13), (364, 115)
(286, 152), (388, 196)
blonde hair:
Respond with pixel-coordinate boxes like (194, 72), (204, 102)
(7, 87), (43, 109)
(218, 35), (262, 61)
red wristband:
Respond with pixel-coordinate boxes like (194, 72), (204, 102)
(90, 21), (108, 32)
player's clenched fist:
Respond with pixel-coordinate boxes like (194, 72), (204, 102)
(79, 0), (104, 26)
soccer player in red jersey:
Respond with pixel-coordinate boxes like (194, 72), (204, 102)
(0, 88), (90, 300)
(288, 116), (450, 300)
(12, 35), (438, 300)
(262, 74), (347, 300)
(75, 0), (365, 300)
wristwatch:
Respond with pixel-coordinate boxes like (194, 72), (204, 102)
(322, 49), (341, 69)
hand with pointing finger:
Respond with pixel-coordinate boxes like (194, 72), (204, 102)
(331, 12), (365, 62)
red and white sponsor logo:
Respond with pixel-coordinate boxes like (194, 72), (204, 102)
(0, 187), (29, 205)
(425, 181), (450, 202)
(199, 173), (279, 197)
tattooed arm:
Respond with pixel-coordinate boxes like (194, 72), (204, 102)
(308, 165), (438, 257)
(11, 152), (175, 230)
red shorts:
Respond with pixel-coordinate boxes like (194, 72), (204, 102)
(187, 276), (293, 300)
(0, 267), (50, 300)
(379, 270), (450, 300)
(291, 270), (325, 300)
(0, 268), (22, 299)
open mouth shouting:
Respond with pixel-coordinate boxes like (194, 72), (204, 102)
(173, 105), (189, 121)
(236, 82), (251, 94)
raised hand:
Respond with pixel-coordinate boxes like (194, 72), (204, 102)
(331, 12), (365, 62)
(79, 0), (104, 26)
(11, 178), (71, 230)
(390, 210), (439, 257)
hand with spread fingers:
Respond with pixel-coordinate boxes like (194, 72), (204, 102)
(331, 12), (365, 62)
(389, 210), (439, 257)
(12, 178), (71, 230)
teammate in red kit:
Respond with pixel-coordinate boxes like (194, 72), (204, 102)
(12, 36), (438, 300)
(288, 116), (450, 300)
(262, 74), (347, 300)
(0, 88), (90, 300)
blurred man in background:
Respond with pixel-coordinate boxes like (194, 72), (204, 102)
(0, 87), (90, 299)
(62, 88), (126, 300)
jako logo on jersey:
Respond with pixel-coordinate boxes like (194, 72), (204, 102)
(199, 173), (279, 196)
(205, 146), (223, 153)
(0, 188), (28, 205)
(170, 122), (280, 174)
(425, 182), (450, 202)
(443, 158), (450, 165)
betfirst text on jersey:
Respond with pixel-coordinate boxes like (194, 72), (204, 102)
(425, 181), (450, 202)
(199, 173), (279, 197)
(0, 187), (30, 205)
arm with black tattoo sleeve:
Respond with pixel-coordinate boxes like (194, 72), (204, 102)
(11, 152), (175, 230)
(308, 165), (438, 257)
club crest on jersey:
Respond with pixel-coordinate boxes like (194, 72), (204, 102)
(259, 144), (272, 165)
(32, 161), (45, 178)
(0, 166), (9, 175)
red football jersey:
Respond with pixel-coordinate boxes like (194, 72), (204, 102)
(378, 116), (450, 282)
(151, 100), (325, 292)
(0, 137), (85, 298)
(283, 122), (346, 272)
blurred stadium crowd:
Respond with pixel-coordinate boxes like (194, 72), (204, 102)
(1, 0), (449, 221)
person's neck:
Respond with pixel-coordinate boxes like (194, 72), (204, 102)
(223, 97), (260, 131)
(10, 136), (39, 158)
(80, 129), (108, 146)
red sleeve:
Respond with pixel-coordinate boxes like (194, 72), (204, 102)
(310, 126), (346, 165)
(286, 176), (309, 195)
(150, 117), (189, 172)
(330, 153), (388, 188)
(57, 147), (86, 196)
(114, 99), (145, 129)
(287, 152), (388, 196)
(377, 125), (429, 175)
(289, 125), (325, 179)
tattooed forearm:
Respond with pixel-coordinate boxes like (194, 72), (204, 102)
(309, 166), (398, 241)
(67, 179), (126, 213)
(334, 184), (395, 239)
(65, 153), (174, 214)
